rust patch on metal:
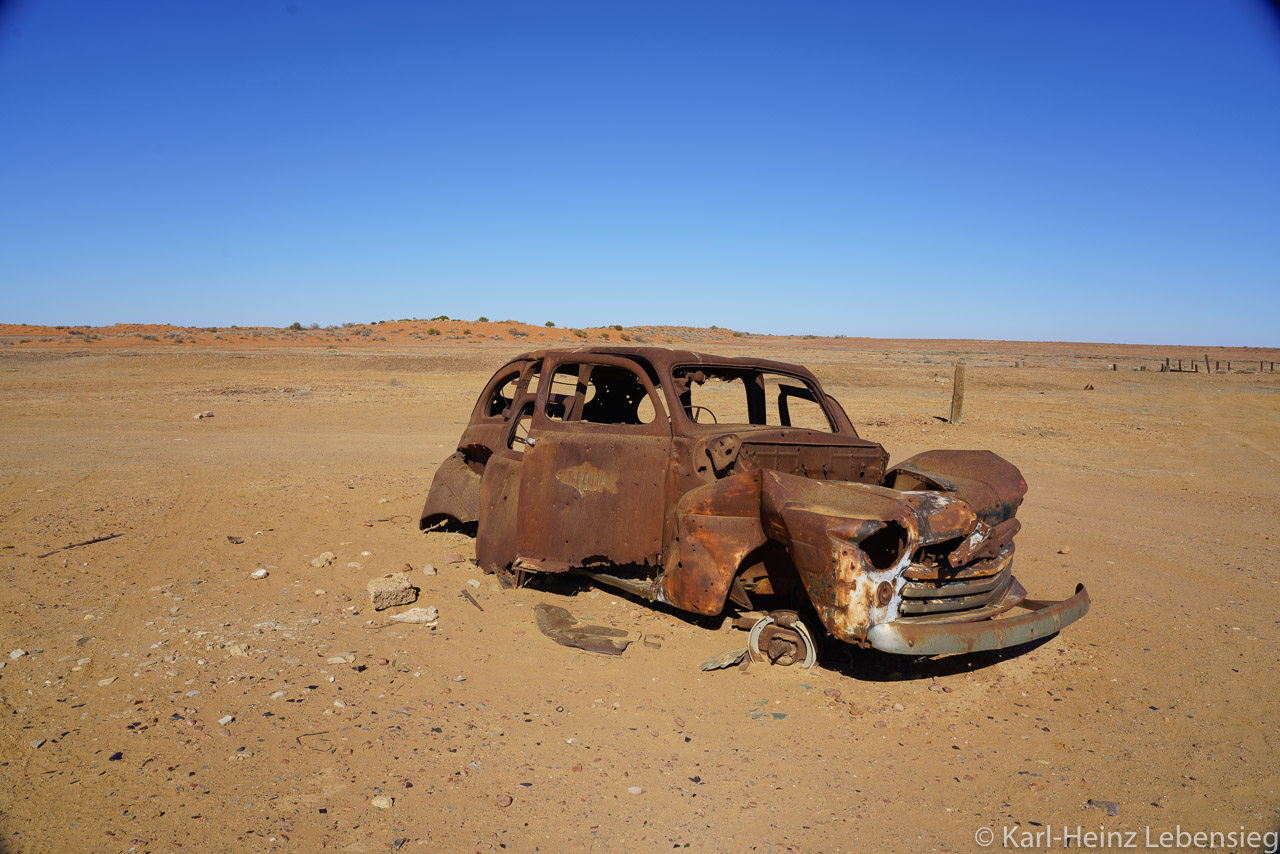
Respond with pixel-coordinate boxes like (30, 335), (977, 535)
(555, 462), (619, 497)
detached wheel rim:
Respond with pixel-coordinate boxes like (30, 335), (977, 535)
(747, 610), (818, 669)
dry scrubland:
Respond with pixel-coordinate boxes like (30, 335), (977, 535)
(1, 325), (1278, 853)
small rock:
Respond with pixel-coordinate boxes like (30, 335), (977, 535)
(30, 738), (46, 749)
(108, 751), (123, 761)
(311, 552), (336, 568)
(270, 690), (287, 699)
(823, 688), (842, 700)
(1085, 798), (1120, 816)
(229, 644), (249, 657)
(218, 715), (235, 726)
(627, 786), (644, 795)
(388, 606), (439, 625)
(371, 795), (394, 810)
(441, 551), (465, 564)
(327, 656), (346, 665)
(249, 568), (269, 579)
(194, 410), (214, 420)
(347, 562), (362, 569)
(1058, 545), (1071, 555)
(421, 564), (437, 577)
(496, 793), (513, 807)
(377, 498), (389, 504)
(97, 676), (117, 687)
(9, 649), (25, 660)
(466, 578), (481, 589)
(891, 702), (904, 711)
(368, 572), (419, 611)
(314, 589), (326, 596)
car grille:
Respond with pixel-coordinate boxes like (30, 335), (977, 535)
(897, 547), (1016, 618)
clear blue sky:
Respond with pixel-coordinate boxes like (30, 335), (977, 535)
(1, 1), (1277, 345)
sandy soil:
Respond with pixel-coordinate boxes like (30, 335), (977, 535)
(1, 330), (1278, 853)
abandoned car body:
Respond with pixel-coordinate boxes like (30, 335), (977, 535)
(420, 347), (1089, 665)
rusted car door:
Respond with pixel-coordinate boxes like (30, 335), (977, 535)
(515, 355), (672, 569)
(475, 362), (543, 573)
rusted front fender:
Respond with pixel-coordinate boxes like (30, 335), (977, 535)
(866, 584), (1091, 655)
(886, 449), (1026, 526)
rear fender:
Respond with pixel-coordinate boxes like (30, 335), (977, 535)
(420, 451), (482, 529)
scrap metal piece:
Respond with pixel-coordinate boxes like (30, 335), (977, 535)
(37, 533), (124, 559)
(700, 647), (750, 671)
(534, 603), (633, 656)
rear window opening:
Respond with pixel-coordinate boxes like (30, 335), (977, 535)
(672, 366), (833, 432)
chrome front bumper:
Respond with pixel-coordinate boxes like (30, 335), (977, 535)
(866, 583), (1091, 656)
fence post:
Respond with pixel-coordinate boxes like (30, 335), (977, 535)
(950, 363), (965, 425)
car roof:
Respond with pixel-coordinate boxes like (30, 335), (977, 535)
(507, 346), (821, 380)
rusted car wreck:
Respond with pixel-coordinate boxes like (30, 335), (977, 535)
(421, 346), (1089, 666)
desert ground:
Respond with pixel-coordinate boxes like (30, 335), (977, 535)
(1, 322), (1278, 853)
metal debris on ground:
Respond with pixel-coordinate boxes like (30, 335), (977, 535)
(699, 647), (749, 671)
(534, 603), (633, 655)
(37, 532), (124, 559)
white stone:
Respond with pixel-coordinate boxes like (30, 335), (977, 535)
(9, 649), (26, 660)
(388, 606), (439, 625)
(218, 715), (235, 726)
(249, 569), (269, 579)
(310, 552), (336, 568)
